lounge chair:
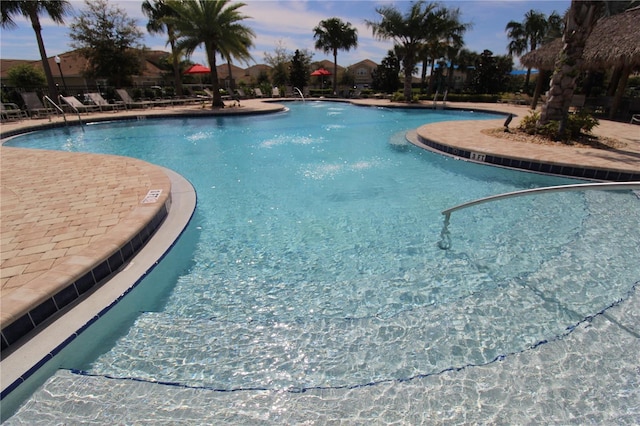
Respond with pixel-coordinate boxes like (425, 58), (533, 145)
(272, 87), (280, 97)
(631, 114), (640, 125)
(87, 92), (125, 111)
(1, 103), (28, 121)
(60, 96), (102, 114)
(116, 89), (153, 109)
(254, 88), (264, 98)
(235, 88), (247, 99)
(20, 92), (55, 117)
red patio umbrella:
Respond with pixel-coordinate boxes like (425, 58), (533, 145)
(310, 67), (331, 76)
(183, 64), (211, 74)
(311, 68), (331, 90)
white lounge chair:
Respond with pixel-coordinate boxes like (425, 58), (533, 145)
(254, 88), (264, 98)
(631, 114), (640, 124)
(87, 92), (125, 111)
(272, 87), (280, 97)
(60, 96), (101, 114)
(116, 89), (153, 109)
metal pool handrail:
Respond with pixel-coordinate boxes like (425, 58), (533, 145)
(438, 181), (640, 250)
(58, 95), (85, 130)
(42, 95), (67, 127)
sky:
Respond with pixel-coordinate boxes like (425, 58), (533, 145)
(0, 0), (570, 70)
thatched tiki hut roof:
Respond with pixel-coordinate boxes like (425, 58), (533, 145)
(521, 6), (640, 118)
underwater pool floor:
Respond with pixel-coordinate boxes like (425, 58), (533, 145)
(1, 99), (639, 422)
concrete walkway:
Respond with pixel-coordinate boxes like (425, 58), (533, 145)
(1, 98), (638, 351)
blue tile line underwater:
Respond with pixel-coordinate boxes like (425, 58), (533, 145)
(57, 279), (638, 395)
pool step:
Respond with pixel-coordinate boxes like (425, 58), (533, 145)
(87, 279), (572, 392)
(7, 295), (640, 424)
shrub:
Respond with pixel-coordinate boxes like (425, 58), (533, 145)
(7, 64), (46, 89)
(391, 92), (405, 102)
(518, 110), (599, 141)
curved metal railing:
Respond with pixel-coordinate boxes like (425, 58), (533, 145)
(438, 181), (640, 249)
(42, 95), (67, 127)
(58, 95), (84, 129)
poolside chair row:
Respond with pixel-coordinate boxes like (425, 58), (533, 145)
(1, 103), (29, 122)
(9, 91), (206, 119)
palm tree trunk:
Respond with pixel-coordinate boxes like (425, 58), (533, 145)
(333, 49), (338, 95)
(168, 30), (183, 97)
(29, 11), (58, 101)
(420, 59), (428, 93)
(447, 64), (455, 91)
(227, 61), (234, 93)
(607, 65), (622, 96)
(207, 48), (224, 108)
(402, 57), (413, 101)
(538, 1), (599, 130)
(531, 69), (549, 110)
(428, 61), (436, 95)
(610, 63), (630, 119)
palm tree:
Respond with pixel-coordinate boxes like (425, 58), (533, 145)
(366, 1), (450, 102)
(313, 17), (358, 95)
(165, 0), (254, 108)
(1, 0), (71, 101)
(423, 7), (469, 95)
(505, 9), (549, 91)
(142, 0), (183, 96)
(538, 1), (601, 132)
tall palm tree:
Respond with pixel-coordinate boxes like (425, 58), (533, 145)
(505, 9), (549, 90)
(1, 0), (71, 100)
(165, 0), (254, 108)
(366, 1), (450, 102)
(313, 17), (358, 95)
(142, 0), (183, 96)
(538, 1), (601, 132)
(423, 6), (469, 95)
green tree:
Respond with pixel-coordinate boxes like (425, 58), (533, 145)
(505, 9), (558, 91)
(166, 0), (255, 108)
(142, 0), (183, 96)
(6, 63), (46, 89)
(420, 6), (470, 95)
(289, 49), (312, 91)
(452, 48), (478, 91)
(469, 49), (513, 94)
(264, 41), (291, 87)
(371, 50), (400, 93)
(313, 17), (358, 95)
(1, 0), (72, 100)
(366, 1), (451, 102)
(69, 0), (144, 87)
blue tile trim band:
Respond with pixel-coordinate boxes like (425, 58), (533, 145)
(0, 204), (168, 354)
(417, 135), (640, 182)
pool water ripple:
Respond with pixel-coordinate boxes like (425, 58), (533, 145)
(4, 102), (639, 422)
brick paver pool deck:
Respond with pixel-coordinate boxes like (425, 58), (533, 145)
(1, 98), (639, 352)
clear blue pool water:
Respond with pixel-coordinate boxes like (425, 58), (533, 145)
(4, 102), (639, 423)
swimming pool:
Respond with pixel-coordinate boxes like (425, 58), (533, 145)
(3, 102), (639, 423)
